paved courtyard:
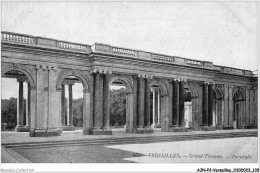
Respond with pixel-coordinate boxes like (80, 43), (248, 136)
(1, 129), (258, 163)
(2, 137), (258, 163)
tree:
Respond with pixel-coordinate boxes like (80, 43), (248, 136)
(109, 88), (127, 126)
(1, 97), (17, 124)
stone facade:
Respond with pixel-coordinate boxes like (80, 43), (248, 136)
(1, 31), (258, 137)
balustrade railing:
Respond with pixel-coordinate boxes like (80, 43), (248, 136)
(213, 65), (222, 71)
(231, 68), (243, 75)
(57, 42), (88, 52)
(152, 54), (173, 62)
(2, 32), (34, 44)
(112, 47), (137, 57)
(185, 59), (202, 66)
(1, 31), (254, 76)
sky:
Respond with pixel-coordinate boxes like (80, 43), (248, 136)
(1, 1), (258, 99)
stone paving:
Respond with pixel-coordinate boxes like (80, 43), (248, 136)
(1, 128), (257, 144)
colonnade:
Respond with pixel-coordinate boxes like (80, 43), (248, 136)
(3, 67), (257, 137)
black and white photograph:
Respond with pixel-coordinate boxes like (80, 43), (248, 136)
(0, 1), (259, 172)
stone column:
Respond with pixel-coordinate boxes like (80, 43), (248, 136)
(132, 76), (138, 133)
(94, 72), (103, 129)
(154, 90), (158, 124)
(152, 88), (156, 125)
(127, 93), (135, 133)
(254, 87), (258, 127)
(202, 82), (208, 126)
(29, 87), (37, 137)
(91, 69), (112, 135)
(26, 82), (31, 128)
(179, 81), (185, 126)
(137, 76), (145, 128)
(172, 80), (179, 126)
(103, 73), (110, 129)
(66, 87), (70, 125)
(228, 86), (233, 127)
(83, 89), (92, 135)
(158, 90), (160, 125)
(144, 77), (151, 127)
(15, 77), (25, 131)
(245, 87), (250, 125)
(167, 80), (173, 127)
(61, 84), (65, 126)
(208, 84), (213, 126)
(249, 89), (255, 125)
(68, 83), (73, 126)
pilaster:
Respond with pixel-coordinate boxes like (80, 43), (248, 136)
(202, 82), (209, 126)
(208, 84), (213, 126)
(245, 87), (250, 125)
(172, 79), (179, 126)
(144, 77), (152, 130)
(61, 84), (65, 126)
(223, 84), (229, 128)
(15, 77), (26, 132)
(249, 88), (254, 125)
(103, 73), (111, 129)
(179, 81), (185, 126)
(228, 85), (233, 127)
(137, 75), (145, 128)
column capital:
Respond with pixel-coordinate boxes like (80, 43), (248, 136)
(98, 69), (103, 74)
(48, 66), (58, 72)
(90, 68), (98, 74)
(63, 80), (75, 86)
(17, 77), (26, 83)
(148, 75), (153, 79)
(35, 65), (48, 71)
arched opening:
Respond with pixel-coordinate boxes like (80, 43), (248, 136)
(212, 89), (224, 129)
(109, 80), (127, 129)
(150, 80), (168, 130)
(233, 90), (245, 129)
(184, 89), (192, 128)
(150, 85), (161, 128)
(183, 83), (199, 129)
(108, 76), (134, 133)
(60, 75), (84, 131)
(1, 70), (31, 132)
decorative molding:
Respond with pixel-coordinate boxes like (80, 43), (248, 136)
(56, 69), (90, 90)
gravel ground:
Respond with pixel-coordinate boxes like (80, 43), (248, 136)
(14, 145), (141, 163)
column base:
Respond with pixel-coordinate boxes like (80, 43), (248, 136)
(126, 128), (137, 133)
(216, 125), (224, 130)
(166, 126), (188, 132)
(29, 129), (62, 137)
(223, 126), (234, 130)
(83, 128), (94, 135)
(136, 126), (153, 133)
(15, 125), (30, 132)
(151, 124), (161, 128)
(198, 126), (216, 131)
(62, 125), (75, 131)
(93, 129), (112, 135)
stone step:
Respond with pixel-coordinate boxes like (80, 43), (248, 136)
(3, 131), (257, 150)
